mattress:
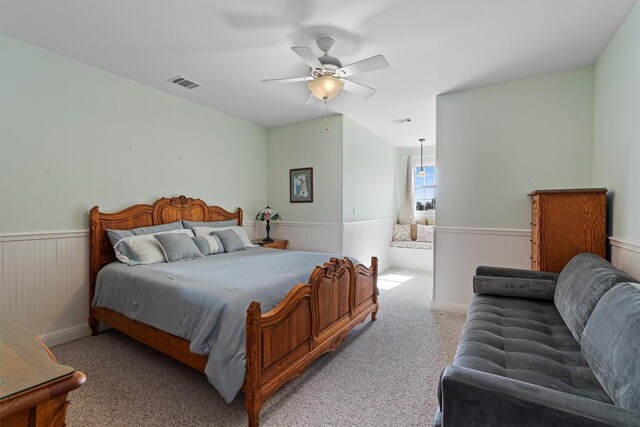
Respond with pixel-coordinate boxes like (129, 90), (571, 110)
(93, 246), (343, 402)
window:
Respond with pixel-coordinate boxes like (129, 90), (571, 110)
(414, 165), (436, 211)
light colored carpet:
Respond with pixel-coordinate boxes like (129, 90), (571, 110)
(53, 269), (465, 426)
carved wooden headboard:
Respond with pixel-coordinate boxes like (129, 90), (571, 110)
(89, 195), (243, 302)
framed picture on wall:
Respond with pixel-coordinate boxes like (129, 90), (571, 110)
(290, 167), (313, 203)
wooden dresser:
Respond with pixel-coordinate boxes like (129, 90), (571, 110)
(0, 316), (85, 426)
(528, 188), (607, 272)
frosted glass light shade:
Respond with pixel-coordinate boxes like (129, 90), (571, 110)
(308, 75), (344, 100)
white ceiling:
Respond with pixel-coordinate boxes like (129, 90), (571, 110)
(0, 0), (636, 147)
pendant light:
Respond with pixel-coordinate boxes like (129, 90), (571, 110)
(418, 139), (426, 177)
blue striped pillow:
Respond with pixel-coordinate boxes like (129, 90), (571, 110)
(191, 235), (225, 256)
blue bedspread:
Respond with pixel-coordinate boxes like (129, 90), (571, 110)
(92, 247), (344, 402)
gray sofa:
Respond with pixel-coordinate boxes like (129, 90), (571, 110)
(434, 253), (640, 426)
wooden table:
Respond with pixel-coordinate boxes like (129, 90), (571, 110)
(253, 239), (289, 250)
(0, 316), (85, 426)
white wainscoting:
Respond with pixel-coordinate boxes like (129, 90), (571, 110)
(389, 247), (433, 272)
(609, 237), (640, 281)
(268, 221), (343, 253)
(342, 219), (395, 272)
(260, 220), (394, 270)
(0, 231), (91, 347)
(242, 220), (258, 241)
(0, 220), (393, 347)
(432, 227), (531, 314)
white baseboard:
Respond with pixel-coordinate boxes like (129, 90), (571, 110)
(431, 301), (468, 315)
(41, 323), (92, 348)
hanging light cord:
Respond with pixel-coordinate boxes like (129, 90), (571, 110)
(420, 138), (424, 173)
(324, 99), (329, 131)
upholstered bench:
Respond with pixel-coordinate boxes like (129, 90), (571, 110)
(434, 253), (640, 426)
(389, 223), (433, 271)
(389, 240), (433, 250)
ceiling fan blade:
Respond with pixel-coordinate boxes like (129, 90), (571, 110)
(336, 54), (389, 77)
(261, 76), (313, 84)
(342, 79), (378, 99)
(291, 47), (324, 70)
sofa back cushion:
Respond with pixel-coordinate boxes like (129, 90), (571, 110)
(554, 253), (635, 343)
(581, 282), (640, 411)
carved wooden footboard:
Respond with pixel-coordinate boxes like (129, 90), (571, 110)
(243, 257), (379, 426)
(89, 196), (379, 427)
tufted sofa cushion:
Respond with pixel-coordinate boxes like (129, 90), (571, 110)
(582, 283), (640, 412)
(554, 253), (636, 343)
(453, 294), (612, 403)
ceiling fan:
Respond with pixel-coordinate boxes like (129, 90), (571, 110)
(262, 37), (389, 103)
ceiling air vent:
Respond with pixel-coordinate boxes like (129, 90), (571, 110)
(393, 118), (412, 124)
(168, 76), (200, 89)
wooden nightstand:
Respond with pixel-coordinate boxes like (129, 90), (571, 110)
(253, 239), (288, 250)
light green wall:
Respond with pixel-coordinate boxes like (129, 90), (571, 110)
(436, 66), (595, 229)
(342, 117), (398, 222)
(0, 34), (268, 232)
(267, 116), (343, 223)
(593, 2), (640, 242)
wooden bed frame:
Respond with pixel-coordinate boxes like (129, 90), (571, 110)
(89, 195), (379, 426)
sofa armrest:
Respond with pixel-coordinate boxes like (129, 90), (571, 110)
(475, 265), (559, 282)
(440, 365), (640, 427)
(473, 275), (556, 300)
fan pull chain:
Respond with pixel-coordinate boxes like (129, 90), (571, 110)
(324, 99), (329, 131)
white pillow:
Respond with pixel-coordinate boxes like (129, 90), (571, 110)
(192, 226), (255, 248)
(416, 225), (434, 242)
(114, 229), (194, 265)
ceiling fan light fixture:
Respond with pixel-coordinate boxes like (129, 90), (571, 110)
(307, 75), (344, 101)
